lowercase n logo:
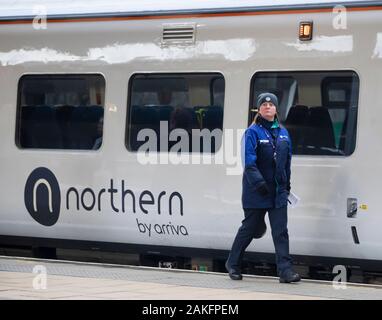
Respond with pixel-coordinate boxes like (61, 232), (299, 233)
(24, 167), (61, 226)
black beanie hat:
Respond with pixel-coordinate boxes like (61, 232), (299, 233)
(257, 92), (279, 109)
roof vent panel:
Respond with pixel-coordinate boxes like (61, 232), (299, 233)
(162, 24), (196, 45)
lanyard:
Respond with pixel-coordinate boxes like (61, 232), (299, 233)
(258, 124), (281, 191)
(258, 124), (279, 161)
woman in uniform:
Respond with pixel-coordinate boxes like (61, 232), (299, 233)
(225, 92), (301, 283)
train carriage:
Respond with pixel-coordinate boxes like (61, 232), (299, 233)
(0, 0), (382, 276)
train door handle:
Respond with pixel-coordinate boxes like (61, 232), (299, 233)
(347, 198), (357, 218)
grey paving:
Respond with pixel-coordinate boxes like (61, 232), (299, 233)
(0, 256), (381, 300)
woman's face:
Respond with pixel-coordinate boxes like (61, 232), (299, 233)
(258, 102), (276, 121)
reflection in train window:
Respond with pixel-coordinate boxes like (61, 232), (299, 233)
(16, 74), (105, 150)
(250, 71), (359, 156)
(126, 73), (225, 153)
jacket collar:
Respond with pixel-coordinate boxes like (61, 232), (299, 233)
(258, 115), (279, 130)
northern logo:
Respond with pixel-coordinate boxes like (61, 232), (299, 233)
(24, 168), (188, 236)
(24, 167), (61, 226)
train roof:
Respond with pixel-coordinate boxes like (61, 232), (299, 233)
(0, 0), (381, 19)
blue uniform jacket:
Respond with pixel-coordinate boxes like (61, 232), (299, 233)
(242, 120), (292, 209)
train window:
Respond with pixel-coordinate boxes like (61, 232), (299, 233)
(250, 71), (359, 156)
(16, 74), (105, 150)
(127, 73), (225, 153)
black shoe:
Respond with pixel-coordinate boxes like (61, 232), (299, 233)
(279, 270), (301, 283)
(225, 261), (243, 280)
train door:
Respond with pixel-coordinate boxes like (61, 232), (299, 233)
(249, 70), (359, 257)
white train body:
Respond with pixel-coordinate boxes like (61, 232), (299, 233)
(0, 0), (381, 268)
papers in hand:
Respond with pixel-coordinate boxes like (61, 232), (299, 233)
(288, 191), (300, 208)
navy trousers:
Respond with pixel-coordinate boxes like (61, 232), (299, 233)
(227, 206), (293, 276)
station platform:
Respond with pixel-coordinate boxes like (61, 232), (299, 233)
(0, 255), (381, 300)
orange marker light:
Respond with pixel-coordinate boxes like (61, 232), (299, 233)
(299, 21), (313, 41)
